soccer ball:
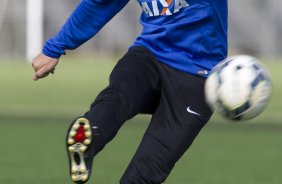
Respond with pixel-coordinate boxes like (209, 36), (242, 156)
(205, 55), (272, 121)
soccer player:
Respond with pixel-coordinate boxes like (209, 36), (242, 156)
(32, 0), (228, 183)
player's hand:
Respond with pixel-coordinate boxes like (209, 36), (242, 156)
(32, 53), (59, 81)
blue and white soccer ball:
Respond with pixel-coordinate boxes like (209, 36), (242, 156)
(205, 55), (272, 121)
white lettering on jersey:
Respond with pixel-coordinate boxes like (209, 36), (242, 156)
(159, 0), (172, 15)
(140, 0), (189, 17)
(141, 2), (153, 16)
(152, 0), (160, 16)
(174, 0), (189, 13)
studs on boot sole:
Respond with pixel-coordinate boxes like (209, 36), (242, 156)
(71, 174), (78, 181)
(85, 131), (91, 138)
(83, 139), (91, 145)
(71, 172), (88, 182)
(69, 131), (76, 137)
(68, 138), (74, 145)
(68, 146), (75, 152)
(81, 175), (88, 181)
(84, 124), (90, 130)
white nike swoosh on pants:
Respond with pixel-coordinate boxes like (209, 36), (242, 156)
(187, 106), (201, 116)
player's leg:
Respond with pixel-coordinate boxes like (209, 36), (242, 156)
(66, 47), (161, 183)
(120, 66), (213, 184)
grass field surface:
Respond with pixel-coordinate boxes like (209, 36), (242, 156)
(0, 57), (281, 184)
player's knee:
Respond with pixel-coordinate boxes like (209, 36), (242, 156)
(95, 84), (128, 107)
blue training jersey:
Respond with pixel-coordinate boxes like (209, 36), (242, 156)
(43, 0), (228, 77)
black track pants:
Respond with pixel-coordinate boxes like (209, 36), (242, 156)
(83, 46), (213, 184)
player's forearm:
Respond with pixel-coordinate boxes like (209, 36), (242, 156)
(42, 0), (129, 58)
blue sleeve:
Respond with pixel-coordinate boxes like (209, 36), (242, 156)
(42, 0), (129, 58)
